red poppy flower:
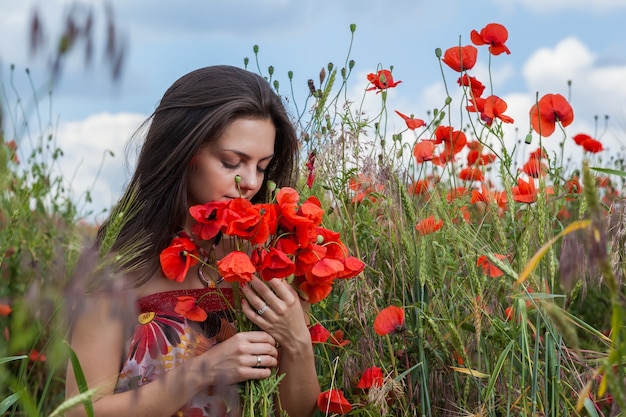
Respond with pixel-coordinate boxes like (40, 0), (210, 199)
(521, 158), (548, 178)
(408, 179), (430, 195)
(467, 149), (496, 166)
(330, 329), (350, 348)
(257, 247), (296, 281)
(504, 306), (514, 322)
(483, 95), (514, 124)
(189, 201), (230, 240)
(476, 253), (507, 278)
(298, 196), (325, 226)
(413, 140), (436, 163)
(314, 227), (347, 260)
(0, 303), (11, 316)
(565, 177), (582, 201)
(348, 175), (385, 204)
(572, 133), (604, 153)
(159, 236), (199, 282)
(306, 150), (316, 188)
(224, 199), (275, 245)
(5, 140), (19, 163)
(175, 296), (208, 322)
(294, 276), (334, 304)
(458, 167), (484, 182)
(442, 45), (478, 72)
(458, 74), (485, 98)
(356, 366), (384, 389)
(337, 256), (366, 279)
(415, 216), (443, 235)
(277, 190), (319, 248)
(374, 305), (405, 336)
(511, 178), (552, 204)
(28, 349), (46, 363)
(309, 323), (330, 344)
(217, 251), (256, 283)
(434, 125), (467, 156)
(275, 186), (300, 206)
(557, 205), (571, 220)
(529, 93), (574, 137)
(471, 184), (507, 209)
(511, 178), (536, 203)
(367, 69), (401, 92)
(447, 186), (468, 202)
(306, 258), (344, 282)
(395, 110), (426, 130)
(317, 389), (352, 415)
(529, 147), (548, 160)
(294, 244), (327, 276)
(470, 23), (511, 55)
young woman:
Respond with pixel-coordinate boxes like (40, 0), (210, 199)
(65, 65), (320, 417)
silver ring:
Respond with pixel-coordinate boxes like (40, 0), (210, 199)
(257, 303), (268, 315)
(255, 355), (262, 368)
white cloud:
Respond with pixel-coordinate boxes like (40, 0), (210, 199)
(54, 112), (146, 220)
(523, 37), (594, 91)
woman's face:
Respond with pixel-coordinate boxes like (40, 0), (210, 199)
(187, 117), (276, 207)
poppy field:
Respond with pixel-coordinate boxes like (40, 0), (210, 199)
(2, 22), (626, 416)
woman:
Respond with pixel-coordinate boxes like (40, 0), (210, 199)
(65, 65), (320, 417)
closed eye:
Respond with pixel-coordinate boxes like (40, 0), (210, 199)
(222, 162), (241, 170)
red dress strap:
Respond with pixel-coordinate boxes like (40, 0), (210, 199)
(136, 288), (235, 314)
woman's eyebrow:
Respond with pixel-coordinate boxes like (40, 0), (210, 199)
(223, 149), (274, 161)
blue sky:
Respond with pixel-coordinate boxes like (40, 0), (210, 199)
(2, 0), (626, 219)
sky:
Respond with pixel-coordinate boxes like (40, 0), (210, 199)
(2, 0), (626, 221)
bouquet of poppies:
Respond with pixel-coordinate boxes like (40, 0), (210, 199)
(159, 186), (365, 303)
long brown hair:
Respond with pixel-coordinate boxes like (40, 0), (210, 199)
(96, 65), (299, 286)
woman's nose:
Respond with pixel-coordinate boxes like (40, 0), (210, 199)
(237, 168), (260, 194)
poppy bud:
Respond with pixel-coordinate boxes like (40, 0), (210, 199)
(253, 44), (259, 54)
(234, 175), (241, 184)
(445, 96), (452, 105)
(349, 60), (355, 70)
(341, 67), (346, 79)
(243, 57), (249, 67)
(266, 180), (277, 192)
(327, 62), (334, 72)
(268, 65), (274, 76)
(435, 48), (442, 58)
(350, 23), (356, 33)
(525, 133), (532, 144)
(288, 70), (293, 80)
(316, 234), (324, 244)
(273, 80), (279, 91)
(319, 67), (326, 84)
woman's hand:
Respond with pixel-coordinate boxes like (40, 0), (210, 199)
(240, 276), (311, 348)
(202, 331), (279, 386)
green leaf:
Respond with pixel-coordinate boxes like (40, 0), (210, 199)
(590, 166), (626, 177)
(64, 341), (95, 417)
(0, 393), (20, 415)
(0, 355), (27, 365)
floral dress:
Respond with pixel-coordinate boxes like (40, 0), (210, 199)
(115, 288), (238, 417)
